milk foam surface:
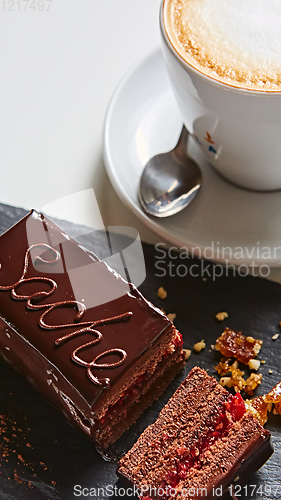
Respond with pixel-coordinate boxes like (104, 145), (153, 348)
(164, 0), (281, 90)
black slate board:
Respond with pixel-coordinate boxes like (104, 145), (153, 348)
(0, 203), (280, 500)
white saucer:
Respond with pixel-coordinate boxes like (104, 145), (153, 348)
(103, 49), (281, 267)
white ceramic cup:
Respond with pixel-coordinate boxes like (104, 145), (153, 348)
(160, 0), (281, 191)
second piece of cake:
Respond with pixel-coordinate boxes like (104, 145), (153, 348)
(118, 367), (273, 499)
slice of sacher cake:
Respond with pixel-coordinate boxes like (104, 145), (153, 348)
(0, 210), (185, 453)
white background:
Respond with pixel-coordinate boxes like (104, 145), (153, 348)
(1, 0), (281, 282)
(0, 0), (161, 242)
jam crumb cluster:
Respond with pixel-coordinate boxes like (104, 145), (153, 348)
(156, 289), (281, 426)
(215, 358), (262, 395)
(245, 381), (281, 425)
(215, 328), (263, 395)
(215, 328), (262, 364)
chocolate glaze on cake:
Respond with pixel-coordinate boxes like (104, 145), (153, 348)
(118, 367), (273, 499)
(0, 211), (185, 452)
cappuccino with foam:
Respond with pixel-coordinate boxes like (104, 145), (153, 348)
(164, 0), (281, 91)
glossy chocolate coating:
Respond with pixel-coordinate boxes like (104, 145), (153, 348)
(0, 211), (171, 414)
(210, 431), (273, 499)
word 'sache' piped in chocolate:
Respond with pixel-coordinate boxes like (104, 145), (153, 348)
(0, 211), (184, 449)
(0, 242), (132, 387)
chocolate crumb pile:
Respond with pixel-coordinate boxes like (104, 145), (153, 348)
(0, 413), (58, 496)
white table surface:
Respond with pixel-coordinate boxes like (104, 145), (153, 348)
(1, 0), (281, 283)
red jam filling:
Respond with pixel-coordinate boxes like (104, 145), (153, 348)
(160, 393), (246, 491)
(98, 334), (183, 426)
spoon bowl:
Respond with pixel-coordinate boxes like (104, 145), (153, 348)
(138, 126), (202, 217)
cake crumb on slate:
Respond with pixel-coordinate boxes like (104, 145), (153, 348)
(194, 340), (206, 352)
(183, 349), (191, 360)
(248, 359), (260, 371)
(215, 312), (228, 321)
(0, 414), (57, 492)
(167, 313), (176, 322)
(157, 286), (167, 299)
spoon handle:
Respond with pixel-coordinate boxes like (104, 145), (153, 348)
(176, 125), (189, 148)
(173, 125), (190, 162)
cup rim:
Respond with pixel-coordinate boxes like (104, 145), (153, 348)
(160, 0), (281, 95)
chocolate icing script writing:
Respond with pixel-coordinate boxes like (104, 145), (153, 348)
(0, 244), (133, 386)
